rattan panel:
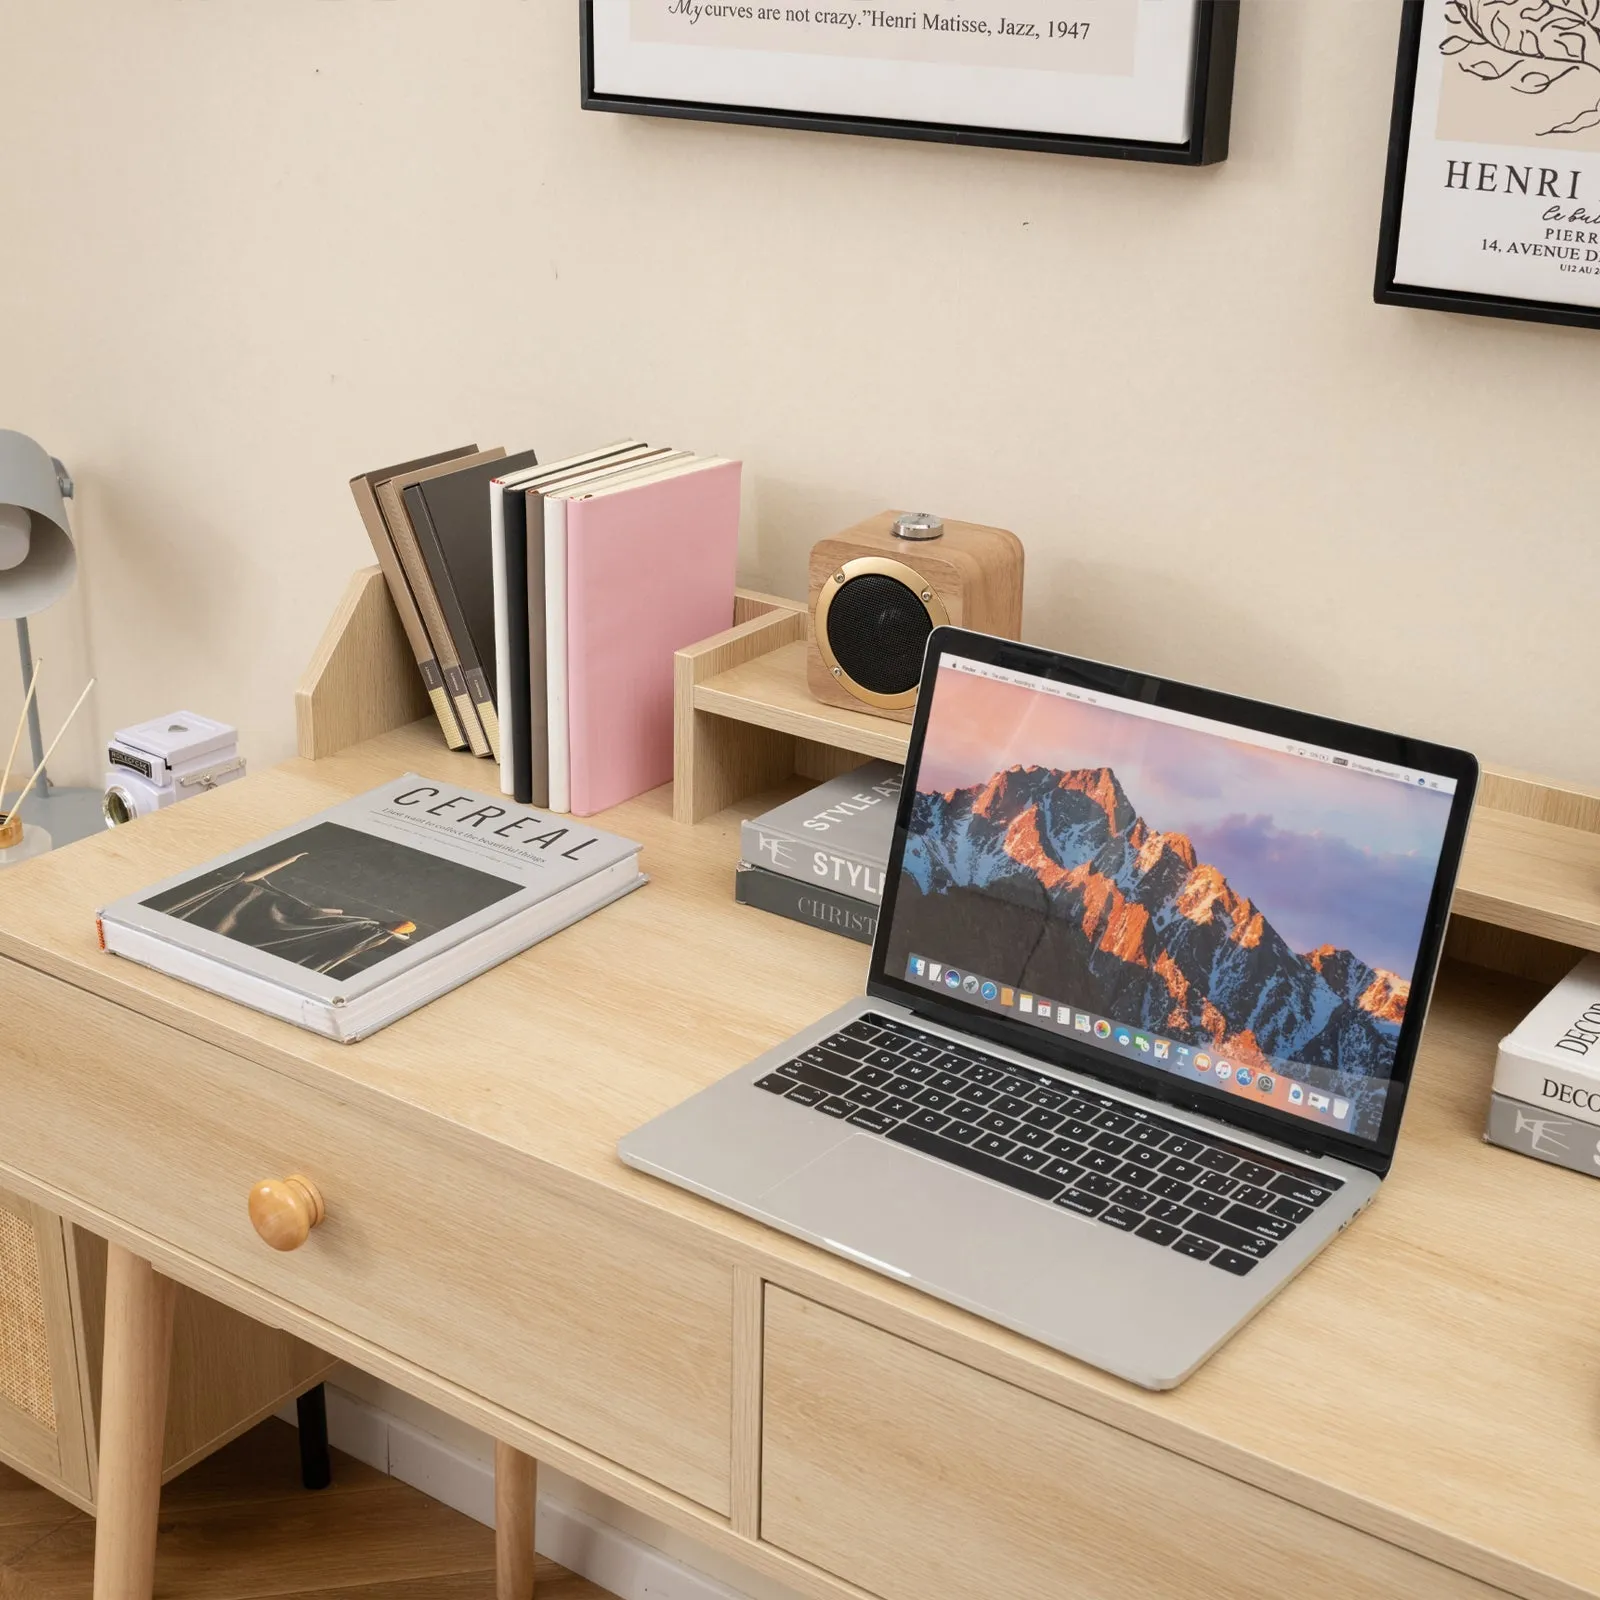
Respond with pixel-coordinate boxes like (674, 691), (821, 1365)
(0, 1199), (55, 1429)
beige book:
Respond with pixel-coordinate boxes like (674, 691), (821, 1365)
(349, 448), (478, 750)
(376, 449), (508, 758)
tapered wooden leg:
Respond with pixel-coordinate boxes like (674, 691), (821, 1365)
(93, 1245), (176, 1600)
(494, 1441), (538, 1600)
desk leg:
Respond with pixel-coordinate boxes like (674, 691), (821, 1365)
(92, 1245), (176, 1600)
(494, 1441), (538, 1599)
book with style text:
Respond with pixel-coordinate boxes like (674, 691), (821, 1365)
(739, 761), (903, 906)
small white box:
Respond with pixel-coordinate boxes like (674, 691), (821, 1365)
(103, 711), (245, 827)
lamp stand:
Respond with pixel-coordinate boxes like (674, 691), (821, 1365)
(15, 615), (48, 793)
(5, 615), (104, 847)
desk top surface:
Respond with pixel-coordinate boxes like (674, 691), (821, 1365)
(0, 721), (1595, 1599)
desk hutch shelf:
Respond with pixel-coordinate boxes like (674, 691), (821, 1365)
(668, 594), (1600, 982)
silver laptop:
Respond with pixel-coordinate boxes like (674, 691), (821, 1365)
(621, 627), (1478, 1388)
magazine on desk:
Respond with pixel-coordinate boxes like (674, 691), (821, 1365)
(96, 775), (644, 1041)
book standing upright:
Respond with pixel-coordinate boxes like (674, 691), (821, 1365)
(404, 447), (544, 767)
(349, 448), (479, 751)
(541, 451), (699, 813)
(489, 441), (646, 800)
(560, 457), (742, 816)
(375, 450), (508, 759)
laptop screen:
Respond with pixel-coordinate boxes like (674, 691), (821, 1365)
(877, 645), (1467, 1152)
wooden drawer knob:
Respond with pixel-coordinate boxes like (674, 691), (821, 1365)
(248, 1175), (325, 1252)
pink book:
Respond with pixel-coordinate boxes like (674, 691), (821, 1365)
(564, 458), (741, 816)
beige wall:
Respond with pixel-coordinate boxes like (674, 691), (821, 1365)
(0, 0), (1595, 796)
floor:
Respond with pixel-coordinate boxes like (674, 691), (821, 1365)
(0, 1419), (614, 1599)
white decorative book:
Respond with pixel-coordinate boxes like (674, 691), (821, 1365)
(1493, 955), (1600, 1128)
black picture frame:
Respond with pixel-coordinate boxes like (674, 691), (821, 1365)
(1375, 0), (1600, 331)
(580, 1), (1238, 167)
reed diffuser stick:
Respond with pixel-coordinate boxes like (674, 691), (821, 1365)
(0, 656), (43, 816)
(6, 677), (95, 828)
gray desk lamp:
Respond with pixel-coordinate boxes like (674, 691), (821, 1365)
(0, 430), (102, 845)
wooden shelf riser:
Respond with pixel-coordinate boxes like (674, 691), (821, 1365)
(302, 570), (1600, 986)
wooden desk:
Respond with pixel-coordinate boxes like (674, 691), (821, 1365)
(0, 716), (1596, 1600)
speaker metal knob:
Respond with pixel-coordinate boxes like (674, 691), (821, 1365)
(892, 513), (945, 542)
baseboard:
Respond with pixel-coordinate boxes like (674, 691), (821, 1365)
(280, 1385), (753, 1600)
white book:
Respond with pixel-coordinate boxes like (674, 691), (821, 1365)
(1494, 954), (1600, 1128)
(97, 774), (644, 1041)
(489, 441), (645, 798)
(545, 493), (572, 814)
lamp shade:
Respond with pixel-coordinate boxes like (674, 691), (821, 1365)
(0, 430), (76, 621)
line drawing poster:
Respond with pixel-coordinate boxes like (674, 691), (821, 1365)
(1394, 0), (1600, 307)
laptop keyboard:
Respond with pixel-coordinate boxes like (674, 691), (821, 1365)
(754, 1013), (1343, 1277)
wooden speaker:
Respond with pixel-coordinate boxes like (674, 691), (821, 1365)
(807, 510), (1024, 722)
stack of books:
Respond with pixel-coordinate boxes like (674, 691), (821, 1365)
(1487, 955), (1600, 1177)
(737, 761), (902, 944)
(352, 442), (741, 816)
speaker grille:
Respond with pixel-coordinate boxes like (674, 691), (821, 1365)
(825, 573), (933, 696)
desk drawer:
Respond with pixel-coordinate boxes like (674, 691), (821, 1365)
(0, 962), (733, 1515)
(761, 1289), (1496, 1600)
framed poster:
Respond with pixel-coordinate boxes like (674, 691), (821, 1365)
(581, 0), (1238, 166)
(1377, 0), (1600, 329)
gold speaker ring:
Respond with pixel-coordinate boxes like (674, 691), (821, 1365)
(814, 556), (949, 711)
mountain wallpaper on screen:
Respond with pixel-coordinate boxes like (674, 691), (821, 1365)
(888, 764), (1413, 1094)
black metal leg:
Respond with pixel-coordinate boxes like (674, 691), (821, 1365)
(296, 1383), (333, 1491)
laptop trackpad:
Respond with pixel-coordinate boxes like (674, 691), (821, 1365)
(755, 1131), (1205, 1372)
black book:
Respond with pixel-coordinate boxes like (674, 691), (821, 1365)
(735, 862), (878, 945)
(403, 449), (542, 766)
(499, 479), (536, 800)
